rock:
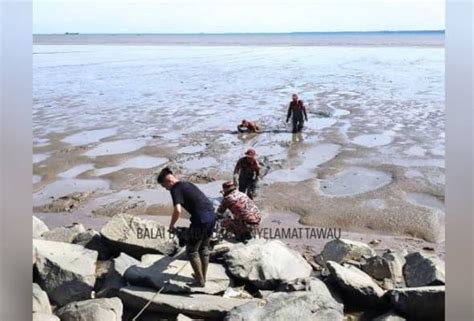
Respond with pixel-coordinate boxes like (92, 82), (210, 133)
(41, 223), (86, 243)
(403, 252), (445, 287)
(225, 278), (344, 321)
(119, 286), (258, 318)
(32, 313), (60, 321)
(100, 213), (177, 259)
(316, 239), (376, 265)
(223, 239), (312, 289)
(33, 239), (98, 306)
(73, 229), (111, 260)
(95, 253), (140, 298)
(372, 310), (407, 321)
(222, 287), (254, 300)
(33, 216), (49, 239)
(176, 314), (193, 321)
(382, 250), (407, 287)
(56, 298), (123, 321)
(33, 283), (52, 314)
(361, 256), (391, 280)
(361, 250), (406, 288)
(124, 254), (231, 294)
(326, 261), (386, 308)
(387, 286), (445, 321)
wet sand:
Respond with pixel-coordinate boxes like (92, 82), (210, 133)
(33, 43), (445, 252)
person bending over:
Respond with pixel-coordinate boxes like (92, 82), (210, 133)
(237, 119), (261, 133)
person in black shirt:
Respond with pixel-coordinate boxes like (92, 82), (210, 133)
(157, 167), (216, 287)
(286, 93), (308, 133)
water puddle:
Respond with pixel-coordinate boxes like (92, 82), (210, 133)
(318, 167), (392, 197)
(182, 156), (219, 170)
(33, 154), (50, 164)
(33, 178), (110, 206)
(352, 131), (394, 148)
(264, 144), (340, 183)
(62, 127), (118, 146)
(406, 192), (444, 211)
(95, 156), (168, 176)
(404, 145), (426, 157)
(58, 164), (95, 178)
(177, 144), (207, 154)
(84, 139), (147, 157)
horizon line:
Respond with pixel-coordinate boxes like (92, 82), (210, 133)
(34, 29), (445, 36)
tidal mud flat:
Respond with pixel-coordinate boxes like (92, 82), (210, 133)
(33, 44), (445, 255)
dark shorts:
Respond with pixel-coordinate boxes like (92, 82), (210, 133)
(186, 217), (216, 256)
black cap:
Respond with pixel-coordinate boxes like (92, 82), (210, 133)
(157, 167), (173, 184)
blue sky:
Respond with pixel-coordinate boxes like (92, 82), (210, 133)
(33, 0), (445, 34)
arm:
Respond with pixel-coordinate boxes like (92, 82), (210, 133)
(302, 104), (308, 121)
(286, 103), (292, 122)
(169, 204), (182, 230)
(233, 160), (241, 185)
(217, 198), (228, 215)
(254, 158), (261, 178)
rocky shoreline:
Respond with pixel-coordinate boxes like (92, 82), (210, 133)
(33, 214), (445, 321)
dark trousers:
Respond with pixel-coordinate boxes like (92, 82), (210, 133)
(292, 117), (305, 133)
(238, 176), (257, 199)
(185, 221), (215, 259)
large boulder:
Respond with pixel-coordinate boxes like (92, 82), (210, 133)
(73, 229), (111, 260)
(32, 313), (60, 321)
(225, 278), (344, 321)
(326, 261), (386, 308)
(223, 239), (312, 289)
(119, 286), (258, 319)
(123, 254), (232, 294)
(33, 283), (52, 314)
(95, 253), (140, 298)
(361, 250), (406, 288)
(100, 213), (177, 259)
(387, 286), (445, 321)
(33, 239), (98, 306)
(33, 216), (50, 239)
(316, 239), (376, 265)
(403, 252), (445, 287)
(41, 223), (86, 243)
(56, 298), (123, 321)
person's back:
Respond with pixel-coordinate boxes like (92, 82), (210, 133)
(170, 181), (215, 224)
(219, 189), (261, 225)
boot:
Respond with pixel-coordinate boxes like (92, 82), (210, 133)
(189, 255), (205, 287)
(200, 252), (210, 283)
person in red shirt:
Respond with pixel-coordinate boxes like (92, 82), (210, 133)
(233, 148), (260, 200)
(217, 181), (261, 242)
(237, 119), (261, 133)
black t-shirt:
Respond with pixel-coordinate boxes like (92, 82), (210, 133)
(170, 181), (215, 224)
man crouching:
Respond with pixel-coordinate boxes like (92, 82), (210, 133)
(157, 167), (216, 287)
(217, 181), (261, 242)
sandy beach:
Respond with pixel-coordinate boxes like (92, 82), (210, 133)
(33, 34), (445, 257)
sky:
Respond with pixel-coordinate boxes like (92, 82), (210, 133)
(33, 0), (445, 34)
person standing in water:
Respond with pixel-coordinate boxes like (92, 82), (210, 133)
(157, 167), (216, 287)
(286, 94), (308, 133)
(233, 148), (260, 200)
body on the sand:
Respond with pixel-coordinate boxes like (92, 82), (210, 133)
(157, 167), (216, 287)
(286, 94), (308, 133)
(217, 181), (262, 242)
(233, 148), (260, 200)
(237, 119), (261, 133)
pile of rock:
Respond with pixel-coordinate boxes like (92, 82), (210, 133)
(32, 215), (445, 321)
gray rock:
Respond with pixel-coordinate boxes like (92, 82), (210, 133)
(225, 278), (344, 321)
(403, 252), (445, 287)
(223, 239), (312, 289)
(317, 239), (376, 265)
(361, 250), (406, 288)
(33, 283), (52, 314)
(387, 286), (445, 321)
(32, 313), (60, 321)
(124, 254), (231, 294)
(73, 229), (111, 260)
(100, 213), (177, 259)
(33, 239), (98, 306)
(33, 216), (49, 239)
(326, 261), (386, 308)
(176, 314), (193, 321)
(56, 298), (123, 321)
(41, 223), (86, 243)
(95, 253), (140, 298)
(372, 311), (407, 321)
(119, 286), (258, 318)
